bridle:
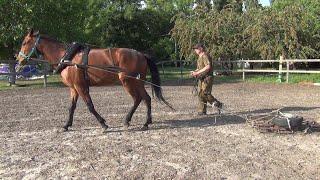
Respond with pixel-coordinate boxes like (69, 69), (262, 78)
(18, 35), (41, 62)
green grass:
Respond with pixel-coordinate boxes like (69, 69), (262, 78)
(158, 66), (320, 84)
(245, 73), (320, 83)
(0, 75), (64, 91)
(158, 66), (194, 80)
(1, 67), (319, 91)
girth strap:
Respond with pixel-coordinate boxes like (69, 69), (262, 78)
(82, 46), (91, 83)
(54, 42), (84, 74)
(108, 48), (115, 66)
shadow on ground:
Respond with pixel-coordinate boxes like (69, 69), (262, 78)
(104, 106), (320, 133)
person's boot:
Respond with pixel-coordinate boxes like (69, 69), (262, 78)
(197, 111), (207, 116)
(197, 100), (207, 116)
(213, 100), (223, 114)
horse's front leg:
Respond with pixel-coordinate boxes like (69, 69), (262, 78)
(76, 85), (108, 132)
(63, 88), (79, 131)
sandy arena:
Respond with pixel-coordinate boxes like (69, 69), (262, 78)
(1, 82), (319, 179)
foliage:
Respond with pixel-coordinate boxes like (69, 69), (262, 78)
(1, 0), (319, 64)
(171, 2), (246, 60)
(171, 0), (320, 60)
(0, 0), (30, 59)
(0, 0), (88, 60)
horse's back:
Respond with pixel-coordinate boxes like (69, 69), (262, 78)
(89, 48), (146, 68)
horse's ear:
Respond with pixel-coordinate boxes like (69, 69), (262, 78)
(33, 30), (39, 36)
(28, 28), (34, 37)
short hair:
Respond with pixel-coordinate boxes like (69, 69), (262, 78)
(193, 43), (205, 50)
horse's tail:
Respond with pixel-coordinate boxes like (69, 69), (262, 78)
(145, 55), (175, 111)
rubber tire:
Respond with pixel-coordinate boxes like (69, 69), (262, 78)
(271, 116), (303, 128)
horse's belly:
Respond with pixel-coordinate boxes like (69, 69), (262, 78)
(89, 72), (120, 86)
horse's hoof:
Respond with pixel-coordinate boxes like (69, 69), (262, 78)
(62, 127), (69, 132)
(101, 124), (108, 133)
(124, 122), (130, 128)
(102, 124), (108, 129)
(102, 129), (108, 133)
(141, 126), (148, 131)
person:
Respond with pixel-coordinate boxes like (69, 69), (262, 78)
(191, 43), (222, 115)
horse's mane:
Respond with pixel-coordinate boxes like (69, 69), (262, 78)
(34, 33), (66, 48)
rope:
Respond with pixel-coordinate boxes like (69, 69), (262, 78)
(200, 101), (286, 124)
(28, 58), (162, 88)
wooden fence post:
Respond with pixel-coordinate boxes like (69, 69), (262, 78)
(277, 56), (283, 82)
(286, 59), (289, 83)
(180, 59), (183, 80)
(242, 59), (245, 81)
(8, 62), (16, 86)
(161, 63), (164, 79)
(43, 63), (48, 87)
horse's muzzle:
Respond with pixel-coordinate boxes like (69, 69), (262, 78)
(15, 60), (26, 73)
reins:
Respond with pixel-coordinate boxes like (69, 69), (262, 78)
(27, 57), (162, 88)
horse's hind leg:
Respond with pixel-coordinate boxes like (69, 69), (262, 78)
(63, 88), (79, 131)
(75, 85), (108, 131)
(124, 96), (142, 127)
(121, 78), (142, 127)
(140, 88), (152, 130)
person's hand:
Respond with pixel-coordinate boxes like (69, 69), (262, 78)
(190, 71), (198, 77)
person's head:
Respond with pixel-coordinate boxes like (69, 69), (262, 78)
(193, 43), (205, 55)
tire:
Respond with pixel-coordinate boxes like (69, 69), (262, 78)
(271, 116), (303, 129)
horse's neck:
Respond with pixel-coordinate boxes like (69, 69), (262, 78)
(39, 39), (66, 65)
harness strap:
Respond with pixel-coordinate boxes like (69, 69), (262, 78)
(82, 46), (91, 84)
(108, 48), (115, 66)
(54, 42), (84, 74)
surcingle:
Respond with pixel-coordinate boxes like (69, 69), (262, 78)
(54, 42), (84, 74)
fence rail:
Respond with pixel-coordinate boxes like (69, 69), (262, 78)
(157, 57), (320, 83)
(1, 57), (319, 87)
(0, 60), (49, 87)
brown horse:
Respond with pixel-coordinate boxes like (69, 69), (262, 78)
(16, 29), (173, 132)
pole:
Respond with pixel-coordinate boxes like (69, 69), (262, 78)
(286, 59), (289, 83)
(8, 61), (16, 86)
(277, 55), (283, 83)
(242, 59), (245, 81)
(43, 63), (48, 87)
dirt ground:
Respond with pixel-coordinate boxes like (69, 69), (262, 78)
(0, 82), (319, 179)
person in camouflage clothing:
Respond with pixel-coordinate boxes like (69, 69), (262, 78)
(191, 43), (222, 115)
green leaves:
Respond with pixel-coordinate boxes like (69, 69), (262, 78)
(171, 0), (320, 60)
(0, 0), (88, 60)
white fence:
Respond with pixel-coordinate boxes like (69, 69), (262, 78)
(157, 57), (320, 83)
(229, 57), (320, 83)
(0, 60), (50, 87)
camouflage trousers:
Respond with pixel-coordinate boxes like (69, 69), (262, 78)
(197, 76), (217, 113)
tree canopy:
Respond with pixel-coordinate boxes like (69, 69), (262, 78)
(171, 0), (320, 60)
(1, 0), (319, 61)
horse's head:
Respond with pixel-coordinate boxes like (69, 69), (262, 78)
(16, 29), (40, 71)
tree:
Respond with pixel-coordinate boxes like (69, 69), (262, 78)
(171, 1), (246, 60)
(0, 0), (88, 59)
(244, 0), (262, 11)
(171, 0), (320, 61)
(0, 0), (30, 60)
(271, 0), (320, 58)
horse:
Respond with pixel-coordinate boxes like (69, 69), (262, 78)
(16, 29), (173, 132)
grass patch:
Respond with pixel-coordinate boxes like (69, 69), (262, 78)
(1, 67), (319, 91)
(158, 65), (320, 82)
(0, 74), (64, 91)
(245, 73), (320, 83)
(158, 66), (194, 80)
(158, 66), (320, 84)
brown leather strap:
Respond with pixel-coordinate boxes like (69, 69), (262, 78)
(108, 48), (115, 66)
